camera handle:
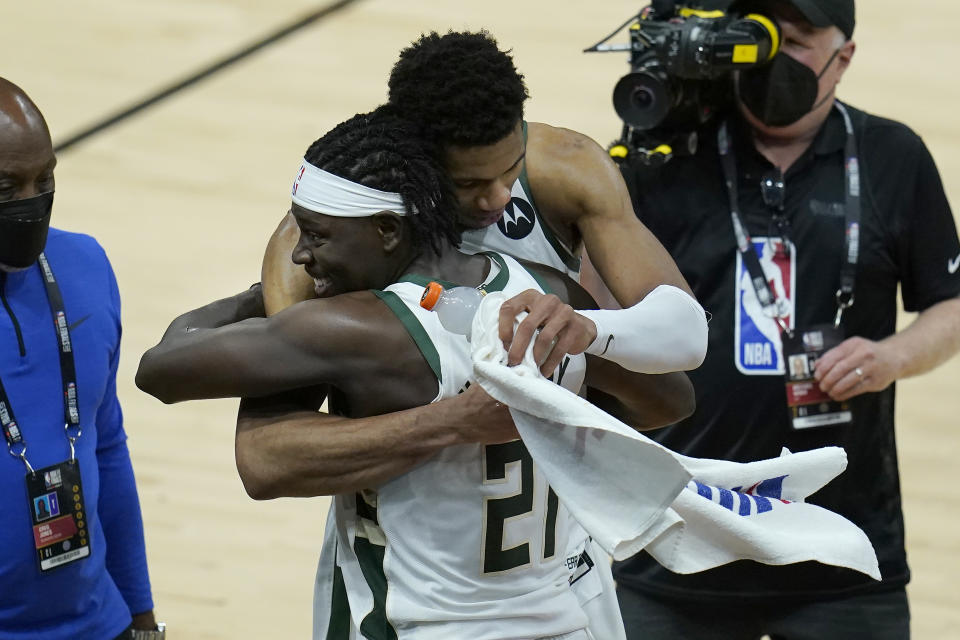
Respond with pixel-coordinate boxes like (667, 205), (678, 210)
(608, 121), (703, 167)
(650, 0), (678, 19)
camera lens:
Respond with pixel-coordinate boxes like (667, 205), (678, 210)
(613, 71), (673, 130)
(631, 86), (655, 111)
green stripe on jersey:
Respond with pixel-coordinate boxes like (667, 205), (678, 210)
(371, 289), (442, 383)
(399, 251), (510, 293)
(328, 559), (352, 640)
(354, 536), (397, 640)
(517, 122), (581, 275)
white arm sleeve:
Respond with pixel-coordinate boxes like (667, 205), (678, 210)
(579, 284), (708, 373)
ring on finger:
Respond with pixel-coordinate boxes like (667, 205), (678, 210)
(854, 366), (864, 379)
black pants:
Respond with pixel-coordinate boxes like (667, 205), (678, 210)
(617, 585), (909, 640)
(112, 626), (133, 640)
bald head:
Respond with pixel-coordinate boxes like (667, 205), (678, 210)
(0, 78), (55, 203)
(0, 78), (46, 127)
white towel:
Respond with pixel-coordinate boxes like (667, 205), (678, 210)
(649, 448), (880, 577)
(471, 292), (880, 580)
(470, 292), (691, 560)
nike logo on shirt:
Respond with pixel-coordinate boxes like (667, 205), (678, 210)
(949, 254), (960, 275)
(68, 314), (91, 332)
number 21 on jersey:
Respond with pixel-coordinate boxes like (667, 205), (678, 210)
(481, 440), (560, 574)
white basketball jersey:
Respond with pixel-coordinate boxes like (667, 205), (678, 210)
(459, 125), (581, 283)
(455, 132), (623, 639)
(313, 252), (589, 640)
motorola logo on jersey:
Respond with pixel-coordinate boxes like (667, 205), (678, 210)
(497, 197), (536, 240)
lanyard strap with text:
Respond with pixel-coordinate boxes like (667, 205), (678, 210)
(1, 253), (81, 473)
(718, 101), (861, 336)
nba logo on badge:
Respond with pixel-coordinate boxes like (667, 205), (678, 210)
(734, 238), (795, 375)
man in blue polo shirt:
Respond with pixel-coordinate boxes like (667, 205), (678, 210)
(0, 77), (163, 639)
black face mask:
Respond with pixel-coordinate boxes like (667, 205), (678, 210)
(737, 48), (841, 128)
(0, 192), (54, 270)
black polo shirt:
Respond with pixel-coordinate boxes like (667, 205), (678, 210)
(615, 102), (960, 601)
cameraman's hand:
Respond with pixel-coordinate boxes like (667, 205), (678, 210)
(814, 336), (901, 401)
(498, 289), (598, 377)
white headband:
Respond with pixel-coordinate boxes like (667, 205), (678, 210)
(291, 159), (408, 217)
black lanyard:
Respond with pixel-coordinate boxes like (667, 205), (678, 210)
(718, 102), (861, 336)
(1, 254), (81, 473)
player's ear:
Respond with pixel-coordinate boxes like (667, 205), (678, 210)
(372, 211), (405, 252)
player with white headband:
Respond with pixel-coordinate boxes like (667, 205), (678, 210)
(291, 159), (411, 218)
(136, 107), (697, 638)
(290, 157), (706, 375)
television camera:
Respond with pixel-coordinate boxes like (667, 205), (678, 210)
(585, 0), (780, 164)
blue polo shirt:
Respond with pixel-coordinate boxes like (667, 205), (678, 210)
(0, 228), (152, 639)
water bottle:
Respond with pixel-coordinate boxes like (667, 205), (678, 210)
(419, 281), (484, 339)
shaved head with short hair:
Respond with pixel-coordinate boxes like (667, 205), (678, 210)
(0, 77), (55, 204)
(0, 77), (49, 140)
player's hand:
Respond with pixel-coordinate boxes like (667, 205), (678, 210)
(498, 289), (598, 377)
(814, 336), (902, 401)
(459, 384), (518, 444)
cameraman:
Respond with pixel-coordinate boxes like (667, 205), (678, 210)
(614, 1), (960, 638)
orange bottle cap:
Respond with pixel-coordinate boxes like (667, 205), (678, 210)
(420, 281), (444, 310)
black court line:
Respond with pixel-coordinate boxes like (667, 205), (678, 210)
(54, 0), (362, 153)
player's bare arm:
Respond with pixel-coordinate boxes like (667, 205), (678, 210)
(136, 287), (437, 408)
(234, 384), (517, 499)
(493, 125), (707, 373)
(525, 121), (693, 303)
(138, 286), (520, 498)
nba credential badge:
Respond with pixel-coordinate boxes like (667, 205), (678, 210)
(734, 237), (796, 375)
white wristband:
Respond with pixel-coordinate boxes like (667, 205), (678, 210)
(580, 285), (708, 373)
